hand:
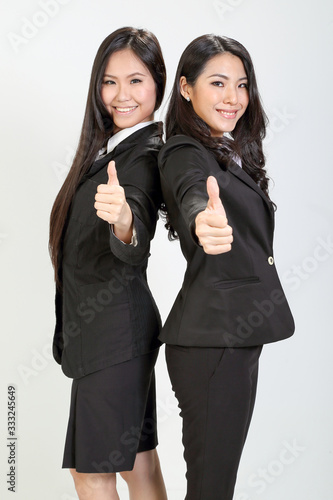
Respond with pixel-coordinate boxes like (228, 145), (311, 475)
(95, 161), (133, 243)
(195, 176), (233, 255)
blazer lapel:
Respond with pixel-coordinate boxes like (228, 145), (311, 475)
(228, 160), (274, 214)
(84, 122), (163, 180)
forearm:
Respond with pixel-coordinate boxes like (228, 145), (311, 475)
(112, 202), (134, 244)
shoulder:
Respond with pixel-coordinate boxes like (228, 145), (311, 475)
(158, 135), (213, 171)
(132, 122), (164, 153)
(160, 134), (205, 155)
(113, 123), (163, 171)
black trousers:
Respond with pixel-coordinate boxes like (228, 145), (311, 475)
(166, 344), (263, 500)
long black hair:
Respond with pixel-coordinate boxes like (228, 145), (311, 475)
(164, 34), (271, 238)
(50, 27), (166, 286)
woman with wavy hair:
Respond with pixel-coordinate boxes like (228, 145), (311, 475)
(159, 34), (294, 499)
(49, 27), (167, 500)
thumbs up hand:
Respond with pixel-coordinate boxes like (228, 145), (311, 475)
(195, 176), (233, 255)
(106, 160), (119, 187)
(95, 161), (133, 243)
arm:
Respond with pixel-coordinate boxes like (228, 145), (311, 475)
(95, 150), (161, 265)
(95, 161), (134, 244)
(159, 138), (232, 254)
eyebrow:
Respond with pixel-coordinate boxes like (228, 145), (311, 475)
(207, 74), (248, 81)
(103, 72), (147, 78)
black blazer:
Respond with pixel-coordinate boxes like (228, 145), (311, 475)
(158, 135), (294, 348)
(53, 123), (163, 378)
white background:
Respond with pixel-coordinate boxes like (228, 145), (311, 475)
(1, 0), (333, 498)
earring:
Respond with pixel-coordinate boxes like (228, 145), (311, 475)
(186, 97), (190, 102)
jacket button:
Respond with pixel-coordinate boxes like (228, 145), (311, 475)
(268, 256), (274, 265)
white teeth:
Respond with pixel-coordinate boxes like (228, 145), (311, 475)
(116, 107), (136, 112)
(219, 111), (236, 116)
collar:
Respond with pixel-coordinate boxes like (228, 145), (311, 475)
(97, 121), (155, 159)
(84, 122), (162, 181)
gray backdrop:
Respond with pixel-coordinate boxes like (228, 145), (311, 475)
(1, 0), (332, 498)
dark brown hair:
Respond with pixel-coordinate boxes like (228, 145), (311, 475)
(49, 27), (166, 286)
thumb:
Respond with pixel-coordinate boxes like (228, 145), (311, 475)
(107, 160), (119, 186)
(206, 176), (226, 216)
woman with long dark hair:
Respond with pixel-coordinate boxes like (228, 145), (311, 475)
(159, 34), (294, 499)
(49, 27), (167, 500)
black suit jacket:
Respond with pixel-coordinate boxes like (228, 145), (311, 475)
(53, 123), (163, 378)
(158, 135), (294, 347)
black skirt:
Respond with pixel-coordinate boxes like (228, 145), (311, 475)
(62, 349), (159, 473)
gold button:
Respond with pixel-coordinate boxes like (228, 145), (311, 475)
(268, 256), (274, 265)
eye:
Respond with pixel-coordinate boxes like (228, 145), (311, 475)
(239, 82), (248, 89)
(130, 78), (142, 84)
(212, 81), (223, 87)
(103, 79), (116, 85)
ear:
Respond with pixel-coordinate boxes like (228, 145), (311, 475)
(180, 76), (191, 100)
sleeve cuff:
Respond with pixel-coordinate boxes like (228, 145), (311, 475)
(110, 224), (138, 247)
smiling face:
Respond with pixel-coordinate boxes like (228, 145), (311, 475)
(101, 48), (157, 132)
(181, 52), (249, 137)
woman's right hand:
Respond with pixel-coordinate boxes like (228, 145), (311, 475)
(195, 176), (233, 255)
(95, 161), (133, 244)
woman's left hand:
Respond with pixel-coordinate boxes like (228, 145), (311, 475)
(95, 161), (133, 243)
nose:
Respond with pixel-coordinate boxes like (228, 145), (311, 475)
(115, 83), (130, 102)
(223, 85), (238, 105)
